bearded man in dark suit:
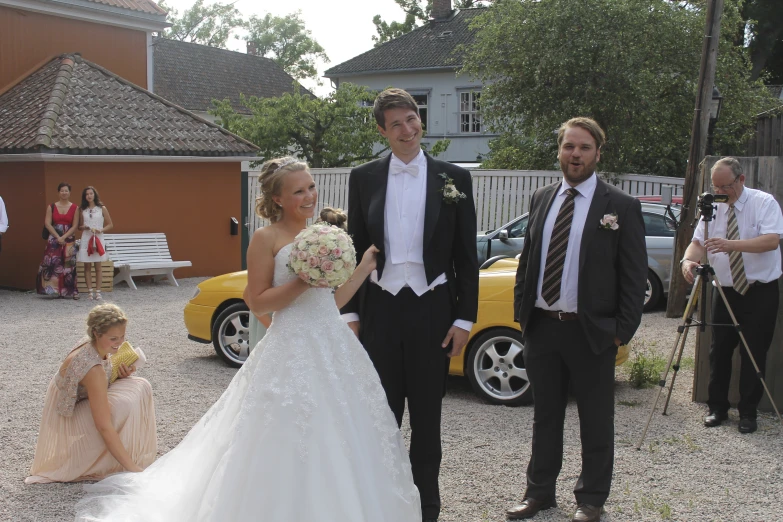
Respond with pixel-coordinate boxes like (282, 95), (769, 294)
(506, 117), (647, 522)
(341, 88), (479, 522)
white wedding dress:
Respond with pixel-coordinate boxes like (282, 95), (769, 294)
(75, 243), (421, 522)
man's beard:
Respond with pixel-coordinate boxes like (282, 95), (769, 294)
(560, 157), (597, 185)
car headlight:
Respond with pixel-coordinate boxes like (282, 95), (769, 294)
(191, 287), (201, 300)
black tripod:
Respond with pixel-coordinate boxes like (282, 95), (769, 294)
(636, 214), (783, 450)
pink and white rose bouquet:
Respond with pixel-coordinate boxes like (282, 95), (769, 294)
(288, 223), (357, 288)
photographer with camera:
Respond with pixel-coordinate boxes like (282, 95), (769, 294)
(680, 157), (783, 433)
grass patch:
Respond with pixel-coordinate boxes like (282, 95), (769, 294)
(634, 494), (675, 520)
(618, 400), (641, 407)
(678, 356), (695, 371)
(628, 341), (668, 388)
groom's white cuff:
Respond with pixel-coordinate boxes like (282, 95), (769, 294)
(453, 319), (473, 333)
(341, 313), (360, 324)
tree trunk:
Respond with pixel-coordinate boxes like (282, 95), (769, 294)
(667, 0), (724, 318)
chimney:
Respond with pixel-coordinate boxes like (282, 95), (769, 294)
(431, 0), (452, 21)
(247, 42), (257, 56)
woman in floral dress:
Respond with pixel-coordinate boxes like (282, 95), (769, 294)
(37, 182), (80, 298)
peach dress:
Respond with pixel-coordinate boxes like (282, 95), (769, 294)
(26, 339), (157, 483)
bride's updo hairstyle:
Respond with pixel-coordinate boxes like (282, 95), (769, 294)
(255, 156), (310, 223)
(86, 303), (129, 341)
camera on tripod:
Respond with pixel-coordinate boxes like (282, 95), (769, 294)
(696, 192), (730, 221)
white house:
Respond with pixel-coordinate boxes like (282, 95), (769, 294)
(323, 0), (492, 163)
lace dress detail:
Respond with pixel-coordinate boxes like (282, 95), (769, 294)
(75, 243), (421, 521)
(56, 339), (111, 417)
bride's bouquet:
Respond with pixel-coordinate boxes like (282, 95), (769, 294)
(288, 224), (357, 288)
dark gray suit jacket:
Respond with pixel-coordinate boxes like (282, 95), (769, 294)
(513, 177), (647, 353)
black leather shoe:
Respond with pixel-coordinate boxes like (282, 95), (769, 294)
(572, 503), (605, 522)
(704, 411), (728, 427)
(506, 497), (556, 520)
(738, 417), (757, 433)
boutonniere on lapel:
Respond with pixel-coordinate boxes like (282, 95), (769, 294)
(599, 213), (619, 230)
(438, 173), (466, 204)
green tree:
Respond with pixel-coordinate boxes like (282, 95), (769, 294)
(244, 11), (329, 82)
(372, 0), (488, 47)
(739, 0), (783, 82)
(157, 0), (243, 48)
(462, 0), (773, 176)
(210, 84), (388, 168)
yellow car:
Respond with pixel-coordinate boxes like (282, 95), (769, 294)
(185, 257), (629, 406)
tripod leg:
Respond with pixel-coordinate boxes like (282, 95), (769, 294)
(636, 277), (702, 450)
(712, 285), (783, 426)
(663, 307), (696, 415)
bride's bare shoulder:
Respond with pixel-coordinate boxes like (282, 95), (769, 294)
(248, 226), (277, 259)
(250, 225), (293, 259)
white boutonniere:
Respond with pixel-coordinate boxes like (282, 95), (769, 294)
(599, 213), (619, 230)
(438, 173), (466, 204)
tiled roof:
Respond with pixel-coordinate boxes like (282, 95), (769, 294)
(324, 8), (484, 77)
(82, 0), (167, 15)
(0, 54), (259, 156)
(153, 38), (312, 115)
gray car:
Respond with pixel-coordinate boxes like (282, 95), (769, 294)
(476, 202), (680, 312)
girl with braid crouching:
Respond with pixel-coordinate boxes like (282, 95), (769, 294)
(26, 304), (156, 483)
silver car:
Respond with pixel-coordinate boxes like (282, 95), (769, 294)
(476, 202), (680, 312)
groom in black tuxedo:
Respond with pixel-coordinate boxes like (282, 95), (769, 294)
(508, 118), (646, 522)
(341, 88), (479, 521)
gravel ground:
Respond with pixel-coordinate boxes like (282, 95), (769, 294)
(0, 279), (781, 522)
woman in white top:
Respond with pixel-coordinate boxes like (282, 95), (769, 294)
(77, 186), (113, 300)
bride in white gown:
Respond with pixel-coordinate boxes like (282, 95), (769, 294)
(75, 157), (422, 522)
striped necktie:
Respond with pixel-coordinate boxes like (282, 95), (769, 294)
(541, 188), (578, 306)
(726, 204), (749, 295)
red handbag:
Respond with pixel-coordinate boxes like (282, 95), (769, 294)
(87, 235), (105, 256)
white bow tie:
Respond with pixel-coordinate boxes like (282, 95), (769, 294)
(391, 163), (419, 177)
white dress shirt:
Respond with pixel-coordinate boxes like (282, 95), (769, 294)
(693, 186), (783, 286)
(0, 196), (8, 234)
(534, 173), (598, 312)
(343, 150), (472, 332)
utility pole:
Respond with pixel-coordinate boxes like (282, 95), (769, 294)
(666, 0), (724, 318)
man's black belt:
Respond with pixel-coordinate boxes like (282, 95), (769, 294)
(535, 308), (578, 321)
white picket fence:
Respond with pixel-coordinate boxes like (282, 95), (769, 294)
(246, 169), (684, 233)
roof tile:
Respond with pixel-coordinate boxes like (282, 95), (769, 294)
(153, 38), (312, 115)
(82, 0), (167, 15)
(0, 54), (258, 156)
(324, 8), (484, 77)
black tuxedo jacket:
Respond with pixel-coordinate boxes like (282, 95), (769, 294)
(513, 177), (647, 353)
(341, 152), (479, 323)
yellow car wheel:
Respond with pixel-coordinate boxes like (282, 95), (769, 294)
(211, 302), (252, 367)
(465, 327), (533, 406)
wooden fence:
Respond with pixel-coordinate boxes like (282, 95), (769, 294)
(746, 111), (783, 157)
(246, 169), (685, 233)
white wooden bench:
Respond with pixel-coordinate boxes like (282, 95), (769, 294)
(103, 233), (192, 290)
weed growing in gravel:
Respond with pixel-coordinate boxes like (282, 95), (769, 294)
(679, 356), (695, 370)
(628, 341), (667, 388)
(634, 494), (675, 520)
(682, 434), (701, 451)
(618, 400), (641, 407)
